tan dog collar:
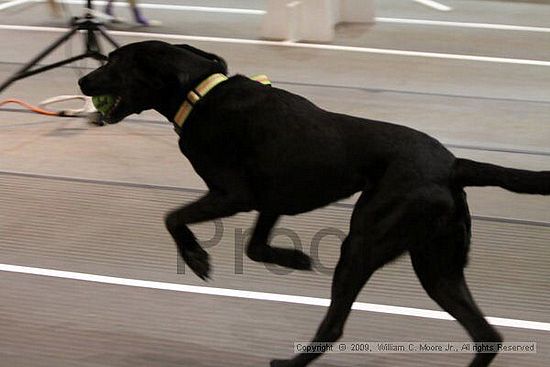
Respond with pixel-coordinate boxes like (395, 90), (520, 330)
(173, 73), (271, 129)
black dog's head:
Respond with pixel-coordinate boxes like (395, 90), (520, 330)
(78, 40), (227, 124)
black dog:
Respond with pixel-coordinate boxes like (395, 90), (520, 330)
(79, 41), (549, 367)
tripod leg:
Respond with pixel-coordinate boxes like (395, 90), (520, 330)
(90, 44), (108, 67)
(0, 7), (120, 94)
(26, 54), (98, 77)
(81, 29), (110, 66)
(0, 27), (79, 93)
(84, 27), (120, 65)
(97, 25), (120, 49)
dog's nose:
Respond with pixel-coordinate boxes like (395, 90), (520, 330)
(78, 76), (89, 94)
(78, 75), (96, 96)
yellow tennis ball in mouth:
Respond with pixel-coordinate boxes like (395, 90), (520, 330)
(92, 94), (116, 115)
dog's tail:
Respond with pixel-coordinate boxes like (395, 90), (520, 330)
(452, 158), (550, 195)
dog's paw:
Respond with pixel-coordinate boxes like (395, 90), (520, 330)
(182, 247), (211, 280)
(270, 359), (295, 367)
(271, 248), (312, 271)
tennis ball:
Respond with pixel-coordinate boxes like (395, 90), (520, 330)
(92, 94), (116, 115)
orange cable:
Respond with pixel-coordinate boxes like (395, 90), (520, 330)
(0, 98), (59, 116)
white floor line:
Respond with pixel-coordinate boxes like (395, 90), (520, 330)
(413, 0), (452, 12)
(376, 17), (550, 33)
(2, 24), (550, 67)
(1, 263), (549, 332)
(0, 0), (32, 11)
(60, 0), (266, 15)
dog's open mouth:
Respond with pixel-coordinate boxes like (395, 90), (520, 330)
(92, 94), (122, 120)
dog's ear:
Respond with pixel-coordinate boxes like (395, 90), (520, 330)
(175, 44), (228, 74)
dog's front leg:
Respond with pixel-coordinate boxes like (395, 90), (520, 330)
(165, 191), (251, 280)
(247, 212), (312, 270)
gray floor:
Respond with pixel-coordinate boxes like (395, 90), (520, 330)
(0, 0), (549, 366)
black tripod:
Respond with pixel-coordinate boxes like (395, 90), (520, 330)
(0, 0), (119, 94)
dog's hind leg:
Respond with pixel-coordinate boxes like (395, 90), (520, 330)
(270, 236), (375, 367)
(246, 212), (312, 270)
(410, 200), (502, 367)
(270, 190), (418, 367)
(411, 252), (502, 367)
(165, 191), (252, 280)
